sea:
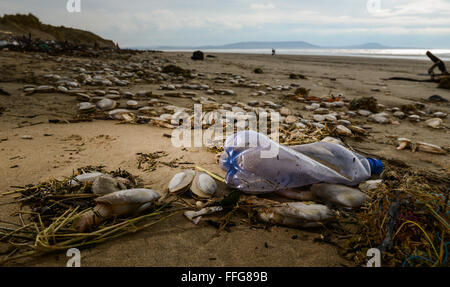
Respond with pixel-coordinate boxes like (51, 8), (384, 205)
(164, 48), (450, 61)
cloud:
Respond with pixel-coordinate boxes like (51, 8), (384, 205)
(1, 0), (450, 47)
(250, 3), (275, 10)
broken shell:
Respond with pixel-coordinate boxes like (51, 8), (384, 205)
(416, 142), (446, 154)
(396, 138), (412, 150)
(168, 170), (195, 194)
(258, 202), (336, 228)
(335, 125), (352, 136)
(425, 118), (443, 129)
(184, 206), (223, 224)
(311, 183), (367, 208)
(191, 172), (217, 198)
(92, 175), (126, 195)
(75, 189), (161, 232)
(359, 179), (383, 192)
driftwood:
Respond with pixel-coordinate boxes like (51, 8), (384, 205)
(427, 51), (449, 79)
(385, 51), (448, 83)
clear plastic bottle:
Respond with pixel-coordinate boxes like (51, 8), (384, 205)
(219, 130), (383, 194)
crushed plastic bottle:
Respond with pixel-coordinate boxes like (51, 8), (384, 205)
(219, 130), (383, 194)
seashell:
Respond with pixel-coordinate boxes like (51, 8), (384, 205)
(69, 172), (105, 186)
(92, 175), (126, 195)
(348, 125), (367, 135)
(108, 109), (132, 120)
(311, 183), (367, 208)
(76, 93), (91, 102)
(279, 107), (291, 116)
(368, 113), (389, 124)
(257, 202), (336, 228)
(425, 118), (443, 129)
(358, 110), (372, 117)
(184, 206), (223, 224)
(285, 115), (298, 124)
(323, 114), (337, 122)
(75, 189), (161, 231)
(393, 111), (405, 119)
(35, 85), (55, 93)
(416, 142), (446, 154)
(191, 172), (217, 198)
(168, 170), (195, 194)
(432, 112), (447, 118)
(313, 114), (325, 122)
(77, 102), (95, 112)
(359, 179), (383, 192)
(396, 138), (412, 150)
(126, 100), (139, 109)
(313, 108), (329, 115)
(408, 115), (421, 122)
(335, 125), (352, 136)
(105, 94), (121, 100)
(321, 136), (343, 146)
(96, 98), (117, 111)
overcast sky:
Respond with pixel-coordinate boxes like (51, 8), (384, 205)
(1, 0), (450, 48)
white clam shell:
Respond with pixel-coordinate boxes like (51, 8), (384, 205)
(168, 170), (195, 193)
(191, 172), (217, 198)
(69, 172), (104, 186)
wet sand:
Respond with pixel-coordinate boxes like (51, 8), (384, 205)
(0, 51), (449, 266)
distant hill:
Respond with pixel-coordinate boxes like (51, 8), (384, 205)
(139, 41), (391, 50)
(335, 42), (390, 49)
(0, 13), (115, 48)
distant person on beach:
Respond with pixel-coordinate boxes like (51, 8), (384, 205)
(272, 48), (276, 56)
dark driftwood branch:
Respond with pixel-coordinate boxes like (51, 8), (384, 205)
(426, 51), (449, 79)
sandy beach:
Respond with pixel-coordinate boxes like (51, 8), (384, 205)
(0, 50), (449, 266)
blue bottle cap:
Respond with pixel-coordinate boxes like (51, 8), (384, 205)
(367, 158), (383, 175)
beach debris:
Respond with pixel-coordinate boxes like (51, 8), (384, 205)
(78, 102), (95, 112)
(254, 68), (264, 74)
(75, 188), (161, 231)
(95, 98), (117, 111)
(359, 179), (383, 192)
(427, 95), (448, 102)
(21, 135), (33, 140)
(396, 138), (412, 150)
(92, 175), (126, 195)
(368, 113), (390, 124)
(191, 172), (217, 198)
(425, 118), (443, 129)
(432, 112), (447, 118)
(257, 202), (337, 228)
(168, 169), (195, 194)
(415, 142), (446, 154)
(426, 51), (449, 80)
(349, 96), (379, 113)
(191, 50), (204, 61)
(311, 183), (368, 208)
(335, 125), (352, 136)
(438, 76), (450, 89)
(184, 206), (223, 224)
